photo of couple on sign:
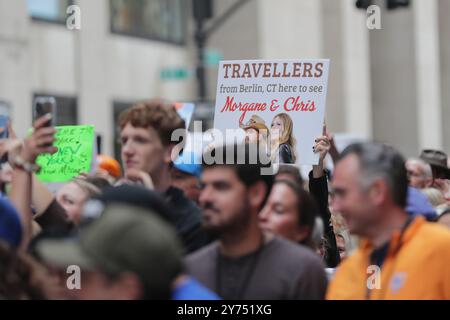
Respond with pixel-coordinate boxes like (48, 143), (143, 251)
(240, 113), (296, 164)
(214, 59), (330, 165)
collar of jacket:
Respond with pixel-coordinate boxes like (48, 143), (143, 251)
(359, 216), (426, 257)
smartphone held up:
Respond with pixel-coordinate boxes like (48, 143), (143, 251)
(33, 97), (57, 127)
(33, 97), (57, 148)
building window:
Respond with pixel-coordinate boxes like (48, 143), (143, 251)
(33, 94), (78, 126)
(110, 0), (187, 44)
(27, 0), (72, 24)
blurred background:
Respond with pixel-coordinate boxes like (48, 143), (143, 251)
(0, 0), (449, 159)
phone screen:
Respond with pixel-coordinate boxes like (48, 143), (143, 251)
(33, 97), (56, 127)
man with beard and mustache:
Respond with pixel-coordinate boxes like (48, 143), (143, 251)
(185, 143), (327, 300)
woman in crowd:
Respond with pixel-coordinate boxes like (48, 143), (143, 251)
(330, 213), (357, 261)
(55, 177), (105, 226)
(259, 178), (319, 247)
(260, 133), (341, 268)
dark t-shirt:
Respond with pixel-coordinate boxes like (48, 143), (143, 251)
(164, 187), (211, 254)
(185, 236), (328, 300)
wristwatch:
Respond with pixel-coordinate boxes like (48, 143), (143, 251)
(12, 155), (41, 173)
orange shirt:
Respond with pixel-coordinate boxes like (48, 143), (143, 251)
(327, 217), (450, 300)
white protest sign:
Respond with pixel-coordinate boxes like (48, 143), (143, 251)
(213, 59), (330, 165)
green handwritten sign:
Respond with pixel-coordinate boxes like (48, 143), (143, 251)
(36, 125), (95, 183)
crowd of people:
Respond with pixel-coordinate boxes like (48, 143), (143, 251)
(1, 99), (450, 300)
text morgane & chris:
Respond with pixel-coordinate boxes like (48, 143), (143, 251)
(221, 96), (316, 123)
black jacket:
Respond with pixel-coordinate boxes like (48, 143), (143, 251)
(36, 199), (75, 233)
(278, 143), (294, 164)
(308, 170), (340, 268)
(164, 186), (212, 254)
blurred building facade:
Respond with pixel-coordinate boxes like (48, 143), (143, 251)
(0, 0), (449, 158)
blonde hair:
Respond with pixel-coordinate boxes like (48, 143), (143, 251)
(270, 113), (297, 162)
(420, 188), (445, 208)
(331, 213), (358, 256)
(331, 213), (348, 234)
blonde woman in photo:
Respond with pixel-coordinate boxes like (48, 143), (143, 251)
(270, 113), (297, 164)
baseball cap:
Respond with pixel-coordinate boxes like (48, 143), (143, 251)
(173, 151), (202, 178)
(36, 203), (183, 299)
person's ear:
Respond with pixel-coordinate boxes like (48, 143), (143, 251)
(368, 178), (387, 206)
(248, 180), (268, 211)
(164, 144), (176, 165)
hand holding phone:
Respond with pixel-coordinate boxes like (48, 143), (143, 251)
(33, 97), (57, 148)
(33, 97), (57, 128)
